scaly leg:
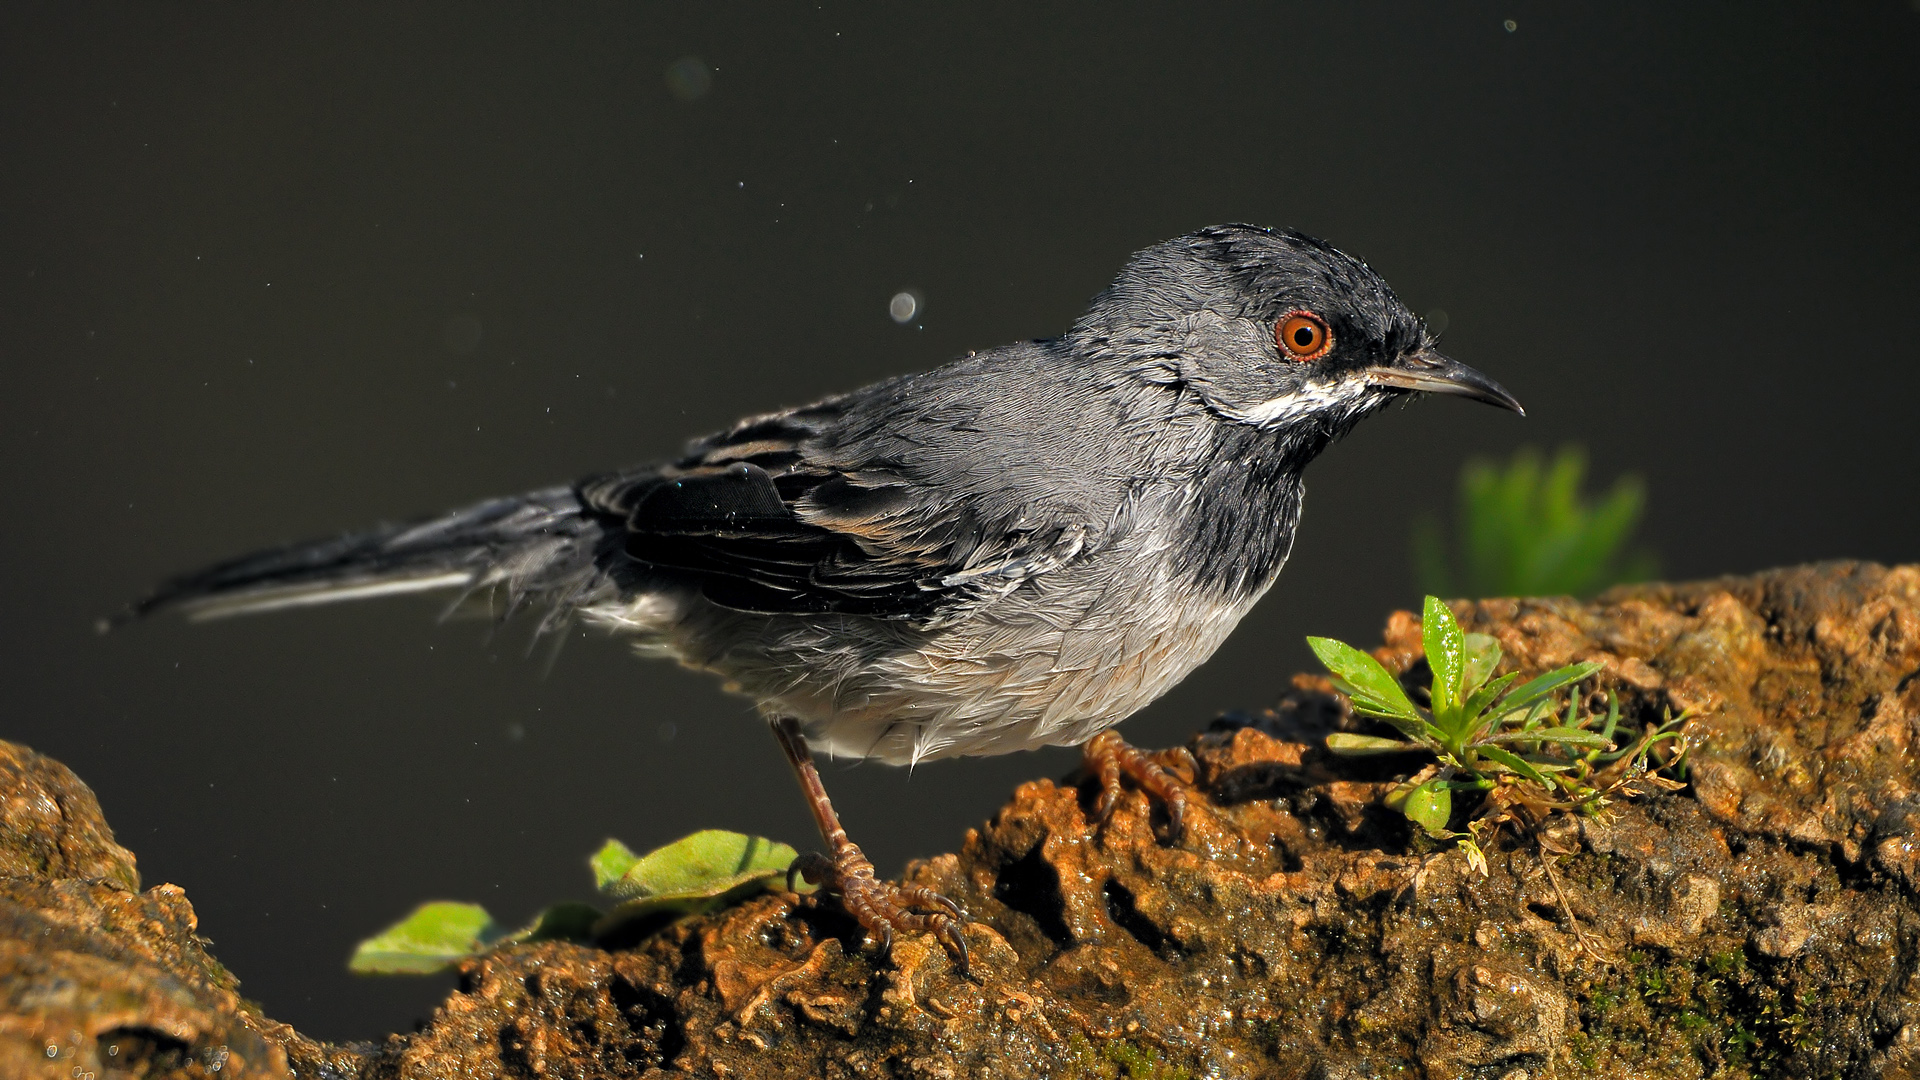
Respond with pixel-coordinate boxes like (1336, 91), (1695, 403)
(1083, 729), (1198, 838)
(772, 717), (969, 973)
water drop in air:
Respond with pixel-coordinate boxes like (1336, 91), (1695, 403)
(664, 56), (713, 101)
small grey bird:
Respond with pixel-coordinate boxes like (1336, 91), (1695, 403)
(127, 224), (1520, 971)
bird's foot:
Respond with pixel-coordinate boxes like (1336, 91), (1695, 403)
(788, 842), (970, 975)
(1083, 729), (1202, 840)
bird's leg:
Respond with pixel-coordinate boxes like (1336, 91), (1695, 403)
(771, 717), (969, 973)
(1083, 729), (1199, 838)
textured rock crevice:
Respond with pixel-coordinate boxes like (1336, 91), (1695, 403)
(5, 561), (1920, 1078)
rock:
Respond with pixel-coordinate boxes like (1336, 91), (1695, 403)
(0, 739), (137, 889)
(5, 561), (1920, 1077)
(0, 742), (326, 1080)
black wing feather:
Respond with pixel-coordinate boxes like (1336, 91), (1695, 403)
(579, 350), (1124, 621)
(579, 403), (959, 618)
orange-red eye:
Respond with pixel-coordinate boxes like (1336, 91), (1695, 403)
(1276, 311), (1333, 361)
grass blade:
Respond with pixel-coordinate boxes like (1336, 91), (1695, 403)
(1325, 733), (1421, 756)
(1486, 726), (1614, 749)
(1500, 661), (1604, 715)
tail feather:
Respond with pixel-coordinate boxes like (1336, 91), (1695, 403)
(117, 487), (611, 629)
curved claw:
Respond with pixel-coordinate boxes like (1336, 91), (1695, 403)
(1160, 753), (1195, 837)
(934, 919), (970, 977)
(1084, 730), (1201, 841)
(944, 910), (975, 972)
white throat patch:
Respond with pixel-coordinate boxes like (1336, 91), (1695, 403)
(1233, 373), (1372, 428)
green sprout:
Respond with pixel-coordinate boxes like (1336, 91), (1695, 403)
(348, 829), (808, 975)
(1413, 445), (1657, 599)
(1309, 596), (1690, 869)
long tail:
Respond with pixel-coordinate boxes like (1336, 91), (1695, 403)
(116, 486), (614, 631)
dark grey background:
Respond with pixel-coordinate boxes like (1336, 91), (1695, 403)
(4, 2), (1917, 1041)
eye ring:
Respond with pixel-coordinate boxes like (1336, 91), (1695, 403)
(1275, 310), (1334, 361)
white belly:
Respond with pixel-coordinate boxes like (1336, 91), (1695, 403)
(586, 551), (1272, 767)
(835, 571), (1263, 764)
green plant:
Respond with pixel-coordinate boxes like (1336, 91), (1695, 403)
(349, 829), (808, 974)
(1309, 596), (1690, 869)
(1413, 445), (1657, 599)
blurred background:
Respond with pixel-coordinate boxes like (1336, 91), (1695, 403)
(4, 2), (1917, 1040)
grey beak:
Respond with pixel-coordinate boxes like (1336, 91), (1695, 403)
(1365, 349), (1524, 416)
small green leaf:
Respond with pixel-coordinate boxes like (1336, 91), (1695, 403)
(1391, 778), (1453, 836)
(1459, 671), (1522, 735)
(1499, 661), (1605, 716)
(1422, 596), (1467, 715)
(349, 901), (499, 975)
(1307, 636), (1423, 724)
(1475, 745), (1554, 786)
(1325, 733), (1420, 756)
(1488, 726), (1614, 749)
(1597, 691), (1621, 743)
(1518, 698), (1558, 730)
(592, 830), (806, 939)
(1462, 633), (1502, 692)
(602, 829), (800, 902)
(590, 838), (642, 892)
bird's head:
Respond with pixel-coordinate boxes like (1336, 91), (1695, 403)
(1073, 224), (1521, 440)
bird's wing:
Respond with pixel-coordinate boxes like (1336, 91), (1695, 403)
(577, 382), (1106, 621)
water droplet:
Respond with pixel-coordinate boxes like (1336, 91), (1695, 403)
(665, 56), (713, 101)
(889, 290), (922, 324)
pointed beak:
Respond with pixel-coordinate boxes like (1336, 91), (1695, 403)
(1366, 348), (1524, 416)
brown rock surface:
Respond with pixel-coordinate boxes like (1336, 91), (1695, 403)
(6, 561), (1920, 1078)
(0, 742), (329, 1080)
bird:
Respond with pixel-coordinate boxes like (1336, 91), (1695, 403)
(122, 224), (1522, 973)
